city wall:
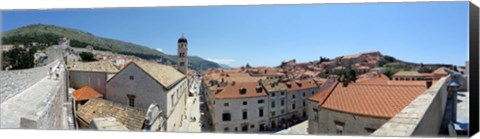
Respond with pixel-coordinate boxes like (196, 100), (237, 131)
(0, 60), (59, 103)
(372, 76), (449, 136)
(19, 68), (67, 129)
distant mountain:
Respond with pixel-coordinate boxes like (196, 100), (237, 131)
(219, 64), (233, 69)
(2, 24), (220, 71)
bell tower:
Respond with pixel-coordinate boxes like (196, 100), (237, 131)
(177, 34), (188, 75)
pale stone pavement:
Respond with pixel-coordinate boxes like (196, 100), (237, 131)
(275, 121), (308, 135)
(178, 77), (202, 132)
(455, 91), (469, 131)
(0, 66), (66, 129)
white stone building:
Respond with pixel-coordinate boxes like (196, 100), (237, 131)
(205, 81), (269, 132)
(261, 79), (288, 128)
(284, 79), (324, 119)
(106, 61), (188, 131)
(68, 60), (119, 96)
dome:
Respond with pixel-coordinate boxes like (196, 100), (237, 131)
(178, 37), (188, 43)
(178, 34), (187, 43)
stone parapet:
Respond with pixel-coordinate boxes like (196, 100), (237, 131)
(372, 76), (449, 136)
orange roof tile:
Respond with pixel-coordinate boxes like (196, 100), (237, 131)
(285, 79), (321, 92)
(319, 83), (426, 118)
(213, 82), (267, 99)
(72, 86), (103, 102)
(433, 67), (448, 75)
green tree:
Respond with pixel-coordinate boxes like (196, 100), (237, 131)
(79, 52), (96, 62)
(3, 46), (36, 69)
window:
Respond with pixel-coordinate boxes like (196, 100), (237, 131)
(250, 125), (255, 128)
(243, 101), (247, 105)
(171, 94), (175, 106)
(271, 101), (275, 108)
(271, 112), (276, 117)
(259, 108), (264, 117)
(281, 99), (285, 106)
(292, 94), (296, 99)
(281, 92), (285, 96)
(292, 103), (296, 110)
(365, 128), (376, 133)
(243, 111), (248, 119)
(312, 91), (314, 95)
(334, 121), (345, 135)
(224, 127), (230, 132)
(313, 109), (319, 122)
(303, 92), (305, 97)
(127, 95), (136, 107)
(222, 113), (231, 121)
(303, 101), (306, 107)
(271, 93), (275, 97)
(224, 103), (229, 107)
(281, 109), (285, 114)
(258, 99), (265, 104)
(129, 75), (134, 80)
(241, 124), (248, 132)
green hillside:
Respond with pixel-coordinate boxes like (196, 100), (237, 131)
(2, 24), (220, 71)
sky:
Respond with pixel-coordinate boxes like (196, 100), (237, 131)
(1, 2), (470, 67)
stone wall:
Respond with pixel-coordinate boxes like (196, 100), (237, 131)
(372, 76), (449, 136)
(0, 60), (59, 103)
(19, 67), (67, 129)
(313, 108), (388, 135)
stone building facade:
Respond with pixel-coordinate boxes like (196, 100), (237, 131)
(68, 61), (119, 96)
(106, 61), (188, 131)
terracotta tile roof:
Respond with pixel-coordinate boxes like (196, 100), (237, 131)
(433, 67), (448, 75)
(213, 81), (267, 99)
(316, 82), (426, 118)
(285, 79), (321, 92)
(261, 79), (287, 93)
(68, 60), (119, 73)
(341, 53), (362, 59)
(392, 71), (423, 77)
(76, 97), (147, 130)
(72, 86), (103, 102)
(308, 81), (339, 103)
(334, 66), (345, 70)
(204, 72), (257, 83)
(355, 66), (371, 70)
(356, 72), (436, 86)
(133, 61), (186, 89)
(361, 51), (381, 55)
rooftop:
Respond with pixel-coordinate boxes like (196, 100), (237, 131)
(132, 61), (186, 89)
(261, 79), (287, 93)
(89, 117), (129, 131)
(213, 81), (267, 99)
(76, 97), (147, 130)
(285, 79), (322, 92)
(309, 80), (427, 118)
(393, 71), (424, 77)
(72, 86), (103, 102)
(68, 60), (119, 73)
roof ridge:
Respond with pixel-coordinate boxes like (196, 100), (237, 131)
(349, 83), (425, 87)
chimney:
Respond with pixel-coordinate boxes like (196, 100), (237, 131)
(239, 88), (247, 95)
(426, 80), (433, 89)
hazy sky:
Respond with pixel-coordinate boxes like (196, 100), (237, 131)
(2, 2), (469, 67)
